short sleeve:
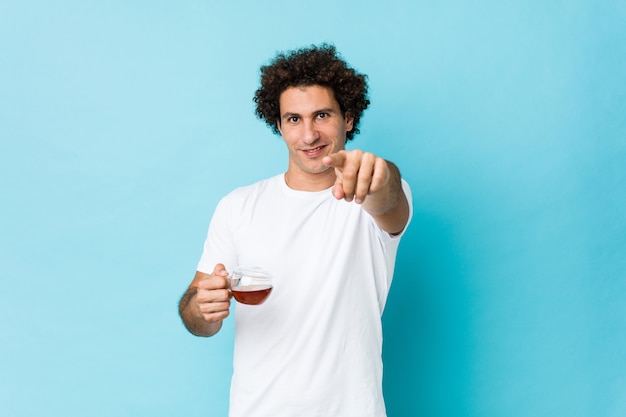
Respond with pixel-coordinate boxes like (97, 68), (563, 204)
(196, 195), (238, 274)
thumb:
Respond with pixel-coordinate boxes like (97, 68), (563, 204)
(212, 263), (228, 276)
(212, 263), (230, 290)
(332, 168), (345, 200)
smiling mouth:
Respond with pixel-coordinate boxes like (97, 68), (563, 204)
(302, 145), (326, 156)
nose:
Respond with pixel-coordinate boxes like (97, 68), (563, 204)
(302, 119), (319, 145)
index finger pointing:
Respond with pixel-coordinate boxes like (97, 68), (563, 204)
(322, 151), (346, 168)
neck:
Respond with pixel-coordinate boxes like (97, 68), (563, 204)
(284, 168), (335, 191)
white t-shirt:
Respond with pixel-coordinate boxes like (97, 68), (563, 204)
(197, 174), (412, 417)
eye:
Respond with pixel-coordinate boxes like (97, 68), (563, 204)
(288, 116), (299, 123)
(316, 112), (328, 119)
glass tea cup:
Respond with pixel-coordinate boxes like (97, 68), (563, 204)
(229, 266), (273, 305)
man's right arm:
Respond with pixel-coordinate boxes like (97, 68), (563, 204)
(178, 265), (232, 337)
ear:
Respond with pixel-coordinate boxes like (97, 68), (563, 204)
(276, 120), (283, 135)
(345, 112), (354, 132)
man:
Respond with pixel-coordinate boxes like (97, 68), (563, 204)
(179, 43), (412, 417)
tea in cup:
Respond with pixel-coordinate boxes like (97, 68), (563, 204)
(229, 266), (273, 305)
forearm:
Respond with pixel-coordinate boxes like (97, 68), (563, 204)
(178, 287), (223, 337)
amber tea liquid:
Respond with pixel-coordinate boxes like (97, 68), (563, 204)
(231, 285), (273, 305)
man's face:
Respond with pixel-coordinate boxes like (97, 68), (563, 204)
(277, 85), (354, 181)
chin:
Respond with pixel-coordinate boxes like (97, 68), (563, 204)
(299, 163), (326, 174)
(314, 166), (333, 175)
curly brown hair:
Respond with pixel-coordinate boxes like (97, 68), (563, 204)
(253, 43), (370, 141)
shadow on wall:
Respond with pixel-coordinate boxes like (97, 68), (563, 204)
(383, 209), (473, 417)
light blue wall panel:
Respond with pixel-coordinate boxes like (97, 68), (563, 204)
(1, 1), (624, 416)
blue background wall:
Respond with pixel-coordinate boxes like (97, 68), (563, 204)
(1, 1), (625, 416)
